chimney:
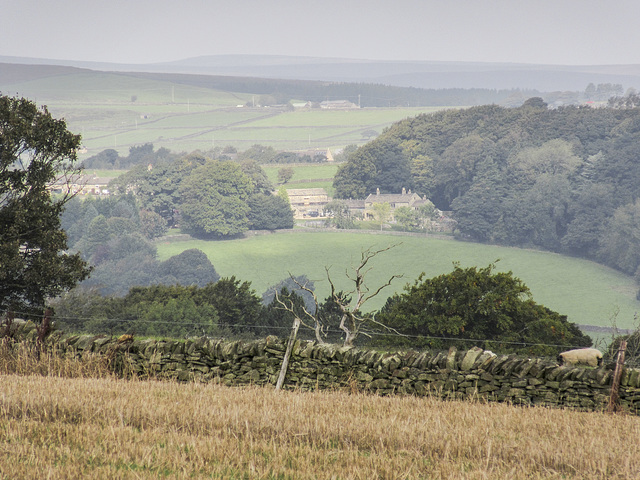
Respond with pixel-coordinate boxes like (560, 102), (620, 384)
(402, 187), (406, 195)
(376, 188), (380, 195)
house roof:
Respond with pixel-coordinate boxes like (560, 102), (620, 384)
(286, 188), (328, 197)
(341, 199), (365, 208)
(364, 192), (422, 204)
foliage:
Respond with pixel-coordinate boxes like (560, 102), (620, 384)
(262, 286), (310, 338)
(261, 275), (317, 313)
(196, 277), (263, 334)
(607, 325), (640, 367)
(277, 166), (294, 184)
(375, 263), (592, 355)
(371, 202), (391, 230)
(139, 208), (168, 239)
(598, 199), (640, 276)
(239, 160), (274, 193)
(156, 248), (220, 287)
(333, 100), (640, 283)
(236, 144), (277, 164)
(333, 138), (411, 198)
(82, 143), (177, 170)
(247, 193), (294, 230)
(178, 160), (254, 237)
(53, 277), (262, 338)
(323, 199), (358, 229)
(0, 95), (91, 316)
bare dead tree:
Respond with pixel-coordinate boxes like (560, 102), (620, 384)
(327, 245), (403, 346)
(273, 275), (328, 344)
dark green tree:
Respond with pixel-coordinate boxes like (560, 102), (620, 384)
(598, 200), (640, 276)
(156, 248), (220, 287)
(333, 149), (377, 199)
(178, 160), (254, 237)
(451, 159), (508, 242)
(262, 275), (316, 314)
(376, 263), (591, 355)
(196, 277), (263, 334)
(139, 209), (168, 239)
(239, 160), (274, 194)
(277, 166), (295, 184)
(237, 144), (277, 164)
(0, 95), (91, 316)
(262, 286), (309, 338)
(247, 193), (294, 230)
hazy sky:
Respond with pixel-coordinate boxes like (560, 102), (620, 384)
(1, 0), (638, 66)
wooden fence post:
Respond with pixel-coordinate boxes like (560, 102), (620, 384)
(607, 339), (627, 413)
(275, 317), (301, 391)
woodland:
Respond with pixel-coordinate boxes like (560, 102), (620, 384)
(334, 96), (640, 282)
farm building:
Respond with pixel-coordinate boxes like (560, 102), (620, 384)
(364, 188), (426, 219)
(286, 188), (330, 218)
(48, 173), (112, 196)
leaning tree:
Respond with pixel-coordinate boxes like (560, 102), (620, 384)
(0, 95), (91, 322)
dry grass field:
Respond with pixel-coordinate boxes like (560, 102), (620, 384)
(1, 344), (640, 479)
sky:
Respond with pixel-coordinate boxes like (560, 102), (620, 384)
(1, 0), (639, 66)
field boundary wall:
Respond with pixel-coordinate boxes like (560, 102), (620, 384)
(7, 320), (640, 414)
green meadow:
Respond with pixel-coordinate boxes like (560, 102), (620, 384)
(1, 71), (449, 156)
(155, 231), (640, 331)
(262, 163), (339, 192)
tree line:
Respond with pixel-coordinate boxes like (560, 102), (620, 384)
(108, 152), (293, 237)
(128, 71), (547, 108)
(333, 96), (640, 286)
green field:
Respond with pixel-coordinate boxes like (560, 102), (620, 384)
(155, 231), (640, 331)
(262, 163), (339, 192)
(1, 71), (448, 157)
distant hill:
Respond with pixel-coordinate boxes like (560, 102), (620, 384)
(0, 61), (537, 108)
(3, 54), (640, 91)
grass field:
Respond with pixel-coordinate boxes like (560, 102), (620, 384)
(2, 367), (639, 479)
(155, 231), (640, 332)
(262, 163), (339, 193)
(2, 70), (448, 156)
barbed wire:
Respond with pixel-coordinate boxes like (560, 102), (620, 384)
(2, 308), (606, 351)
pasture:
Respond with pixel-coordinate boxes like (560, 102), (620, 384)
(262, 163), (339, 192)
(155, 231), (640, 331)
(1, 70), (447, 156)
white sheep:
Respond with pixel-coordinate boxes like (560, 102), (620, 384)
(557, 348), (603, 367)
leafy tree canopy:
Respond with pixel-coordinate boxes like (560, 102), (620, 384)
(178, 160), (254, 237)
(376, 263), (591, 356)
(0, 95), (91, 315)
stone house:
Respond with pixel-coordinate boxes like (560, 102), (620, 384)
(364, 187), (425, 220)
(286, 188), (330, 218)
(48, 174), (112, 196)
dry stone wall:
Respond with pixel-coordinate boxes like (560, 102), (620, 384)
(7, 319), (640, 414)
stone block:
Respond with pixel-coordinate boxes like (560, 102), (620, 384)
(446, 347), (458, 370)
(370, 378), (390, 390)
(460, 347), (483, 371)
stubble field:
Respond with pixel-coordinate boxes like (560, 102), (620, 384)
(1, 346), (639, 479)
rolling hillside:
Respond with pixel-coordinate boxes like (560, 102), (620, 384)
(0, 62), (449, 156)
(155, 231), (640, 335)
